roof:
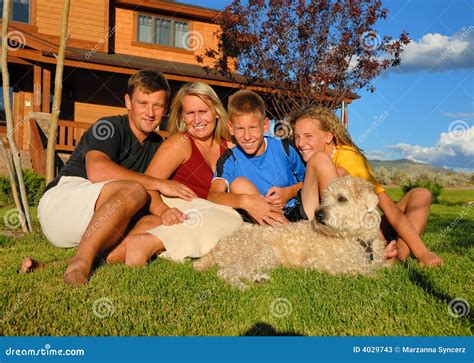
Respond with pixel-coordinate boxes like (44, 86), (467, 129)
(43, 48), (236, 85)
(112, 0), (220, 21)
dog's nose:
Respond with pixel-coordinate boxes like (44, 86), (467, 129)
(315, 209), (326, 224)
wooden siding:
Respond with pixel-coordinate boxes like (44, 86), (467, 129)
(74, 102), (127, 124)
(36, 0), (108, 46)
(114, 8), (218, 66)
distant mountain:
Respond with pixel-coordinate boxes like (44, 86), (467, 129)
(368, 159), (459, 174)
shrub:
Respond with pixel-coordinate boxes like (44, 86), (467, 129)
(402, 179), (444, 203)
(0, 174), (13, 205)
(0, 170), (45, 206)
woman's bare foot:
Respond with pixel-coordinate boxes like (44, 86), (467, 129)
(125, 233), (164, 267)
(63, 259), (90, 285)
(418, 250), (443, 267)
(19, 257), (46, 274)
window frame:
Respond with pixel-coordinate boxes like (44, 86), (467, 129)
(0, 0), (32, 24)
(134, 12), (193, 53)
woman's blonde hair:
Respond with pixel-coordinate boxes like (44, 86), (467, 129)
(168, 82), (230, 143)
(288, 106), (361, 152)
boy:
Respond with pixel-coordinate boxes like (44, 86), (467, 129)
(208, 90), (306, 225)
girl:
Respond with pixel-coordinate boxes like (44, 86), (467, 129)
(289, 106), (443, 266)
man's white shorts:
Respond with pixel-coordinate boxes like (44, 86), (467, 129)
(38, 176), (109, 248)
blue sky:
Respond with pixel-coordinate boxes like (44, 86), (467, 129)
(186, 0), (473, 171)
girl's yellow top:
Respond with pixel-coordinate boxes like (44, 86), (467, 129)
(331, 145), (385, 194)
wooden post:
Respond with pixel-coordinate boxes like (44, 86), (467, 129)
(45, 0), (70, 183)
(1, 0), (33, 232)
(42, 68), (51, 113)
(33, 65), (42, 112)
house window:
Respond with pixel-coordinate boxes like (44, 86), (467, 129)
(0, 0), (31, 24)
(137, 14), (189, 49)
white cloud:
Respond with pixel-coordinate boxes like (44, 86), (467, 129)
(387, 124), (474, 169)
(364, 149), (398, 161)
(396, 27), (474, 72)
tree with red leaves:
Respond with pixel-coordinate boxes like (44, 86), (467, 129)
(197, 0), (410, 119)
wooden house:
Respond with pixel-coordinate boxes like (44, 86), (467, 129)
(0, 0), (358, 175)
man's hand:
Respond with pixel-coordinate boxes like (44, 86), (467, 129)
(157, 180), (197, 201)
(160, 207), (187, 226)
(242, 195), (289, 226)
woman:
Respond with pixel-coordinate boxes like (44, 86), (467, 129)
(123, 83), (242, 265)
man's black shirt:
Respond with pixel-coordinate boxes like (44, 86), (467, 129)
(45, 115), (163, 191)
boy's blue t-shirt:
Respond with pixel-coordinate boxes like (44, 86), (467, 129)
(213, 137), (306, 207)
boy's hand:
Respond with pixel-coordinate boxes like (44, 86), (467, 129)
(160, 207), (187, 226)
(242, 195), (289, 226)
(265, 186), (290, 209)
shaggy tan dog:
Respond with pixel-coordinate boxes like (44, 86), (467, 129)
(193, 176), (388, 289)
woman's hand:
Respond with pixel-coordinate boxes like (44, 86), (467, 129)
(156, 180), (197, 201)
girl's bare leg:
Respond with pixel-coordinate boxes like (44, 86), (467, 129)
(301, 152), (339, 220)
(392, 187), (442, 266)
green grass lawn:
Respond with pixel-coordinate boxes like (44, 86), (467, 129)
(1, 188), (473, 336)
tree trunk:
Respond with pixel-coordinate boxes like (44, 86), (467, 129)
(45, 0), (70, 183)
(1, 0), (32, 232)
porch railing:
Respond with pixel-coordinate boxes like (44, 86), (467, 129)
(29, 118), (169, 175)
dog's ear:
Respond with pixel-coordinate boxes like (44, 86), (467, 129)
(353, 177), (379, 211)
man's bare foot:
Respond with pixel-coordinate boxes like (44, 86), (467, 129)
(419, 250), (443, 267)
(63, 259), (90, 285)
(19, 257), (46, 274)
(125, 233), (164, 267)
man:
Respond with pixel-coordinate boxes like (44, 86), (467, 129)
(23, 69), (196, 285)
